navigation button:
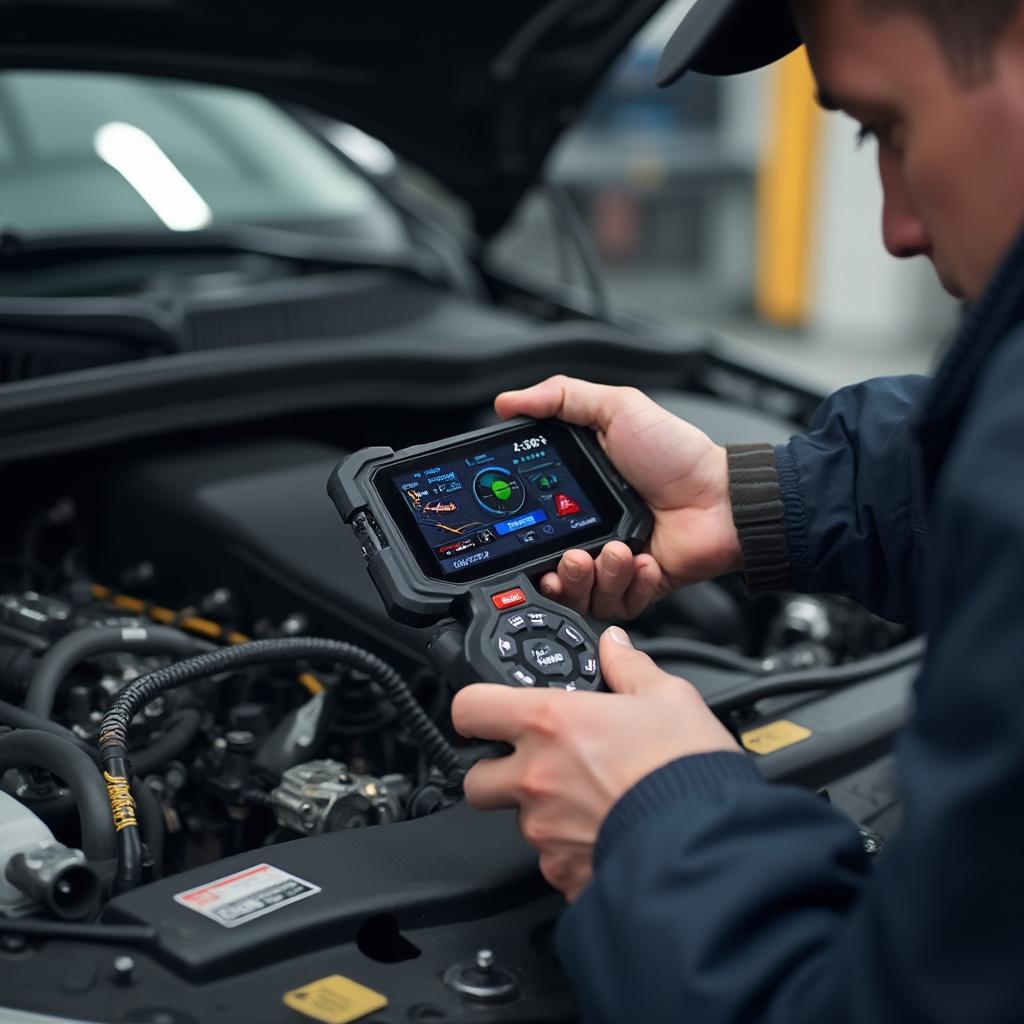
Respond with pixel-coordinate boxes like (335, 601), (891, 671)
(549, 680), (578, 691)
(504, 611), (529, 633)
(557, 623), (586, 649)
(580, 653), (599, 680)
(570, 676), (600, 691)
(494, 509), (548, 536)
(510, 667), (536, 687)
(491, 588), (527, 611)
(523, 639), (573, 678)
(496, 635), (517, 660)
(526, 610), (557, 631)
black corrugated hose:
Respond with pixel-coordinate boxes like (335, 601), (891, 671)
(100, 637), (464, 890)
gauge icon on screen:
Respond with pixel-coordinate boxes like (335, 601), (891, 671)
(473, 466), (527, 516)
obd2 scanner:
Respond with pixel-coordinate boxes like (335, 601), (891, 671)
(329, 420), (651, 693)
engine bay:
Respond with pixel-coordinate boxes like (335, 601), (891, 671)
(0, 395), (917, 1022)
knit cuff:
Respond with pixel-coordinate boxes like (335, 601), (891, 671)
(726, 443), (790, 592)
(594, 751), (765, 869)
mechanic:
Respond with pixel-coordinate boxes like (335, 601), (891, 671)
(451, 0), (1024, 1021)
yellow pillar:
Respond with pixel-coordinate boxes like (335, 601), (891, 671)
(755, 50), (822, 327)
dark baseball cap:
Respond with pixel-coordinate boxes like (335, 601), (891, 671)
(656, 0), (802, 86)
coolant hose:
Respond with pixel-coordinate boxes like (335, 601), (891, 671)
(0, 730), (115, 862)
(24, 624), (211, 719)
(100, 637), (465, 889)
(0, 702), (169, 873)
(1, 698), (200, 775)
(0, 698), (96, 758)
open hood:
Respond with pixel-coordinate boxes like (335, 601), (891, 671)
(0, 0), (669, 237)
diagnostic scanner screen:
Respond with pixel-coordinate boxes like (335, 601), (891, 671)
(375, 424), (623, 584)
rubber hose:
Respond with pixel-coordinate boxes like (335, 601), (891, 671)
(0, 919), (157, 944)
(14, 773), (164, 876)
(709, 638), (926, 714)
(131, 708), (201, 777)
(638, 637), (764, 674)
(0, 699), (180, 877)
(0, 698), (96, 759)
(24, 624), (211, 719)
(0, 699), (199, 774)
(0, 730), (115, 861)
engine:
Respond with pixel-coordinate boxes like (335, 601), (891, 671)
(0, 433), (909, 923)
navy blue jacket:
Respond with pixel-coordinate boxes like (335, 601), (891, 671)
(555, 236), (1024, 1023)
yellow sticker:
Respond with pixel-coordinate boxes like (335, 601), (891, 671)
(283, 975), (388, 1024)
(741, 719), (812, 756)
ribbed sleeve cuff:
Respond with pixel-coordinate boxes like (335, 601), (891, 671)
(774, 442), (810, 591)
(594, 751), (765, 869)
(726, 444), (790, 592)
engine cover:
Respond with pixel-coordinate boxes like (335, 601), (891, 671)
(88, 439), (431, 663)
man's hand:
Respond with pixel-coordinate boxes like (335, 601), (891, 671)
(452, 627), (741, 902)
(495, 376), (741, 619)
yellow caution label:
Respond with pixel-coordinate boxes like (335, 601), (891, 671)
(741, 719), (812, 756)
(282, 975), (388, 1024)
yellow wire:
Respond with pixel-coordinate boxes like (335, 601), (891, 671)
(88, 582), (325, 695)
(103, 771), (138, 831)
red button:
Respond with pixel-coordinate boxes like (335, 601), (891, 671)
(491, 588), (527, 610)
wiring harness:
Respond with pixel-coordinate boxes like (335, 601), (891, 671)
(99, 637), (464, 889)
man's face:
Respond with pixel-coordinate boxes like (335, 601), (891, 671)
(792, 0), (1024, 301)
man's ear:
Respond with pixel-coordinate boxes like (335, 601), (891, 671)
(985, 1), (1024, 76)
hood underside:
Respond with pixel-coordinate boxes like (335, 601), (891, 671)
(0, 0), (668, 237)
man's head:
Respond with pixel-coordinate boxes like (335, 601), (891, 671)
(661, 0), (1024, 301)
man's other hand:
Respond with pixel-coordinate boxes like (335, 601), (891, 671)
(495, 375), (742, 619)
(452, 626), (741, 902)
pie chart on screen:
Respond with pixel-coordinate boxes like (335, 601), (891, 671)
(473, 466), (526, 516)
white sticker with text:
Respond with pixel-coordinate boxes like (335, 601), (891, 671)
(174, 863), (320, 928)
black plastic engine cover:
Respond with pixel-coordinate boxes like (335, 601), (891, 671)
(88, 438), (431, 662)
(1, 805), (575, 1023)
(103, 801), (546, 981)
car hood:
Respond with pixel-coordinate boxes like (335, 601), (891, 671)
(0, 0), (669, 237)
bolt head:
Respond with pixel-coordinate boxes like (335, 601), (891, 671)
(475, 949), (495, 971)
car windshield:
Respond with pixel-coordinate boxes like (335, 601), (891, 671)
(0, 70), (406, 245)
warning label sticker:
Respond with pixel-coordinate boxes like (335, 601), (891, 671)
(741, 719), (813, 756)
(282, 975), (389, 1024)
(174, 863), (320, 928)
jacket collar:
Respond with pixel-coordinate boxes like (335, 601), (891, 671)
(914, 225), (1024, 494)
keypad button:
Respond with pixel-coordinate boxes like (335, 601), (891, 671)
(491, 588), (527, 610)
(496, 635), (517, 660)
(510, 667), (537, 687)
(569, 676), (600, 691)
(579, 652), (599, 679)
(522, 639), (573, 678)
(557, 622), (587, 649)
(504, 611), (529, 634)
(548, 680), (580, 691)
(526, 609), (558, 631)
